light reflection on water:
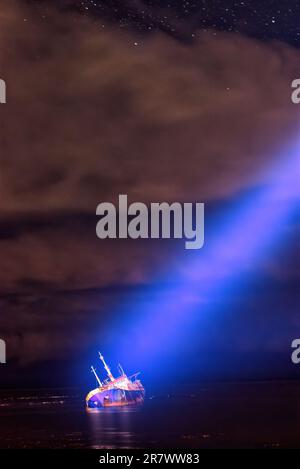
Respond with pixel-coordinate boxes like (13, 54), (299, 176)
(0, 382), (300, 448)
(86, 407), (136, 449)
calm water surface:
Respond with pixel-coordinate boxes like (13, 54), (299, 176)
(0, 381), (300, 448)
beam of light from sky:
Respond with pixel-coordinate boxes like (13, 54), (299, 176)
(112, 143), (299, 368)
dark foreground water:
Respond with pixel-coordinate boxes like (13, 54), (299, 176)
(0, 381), (300, 448)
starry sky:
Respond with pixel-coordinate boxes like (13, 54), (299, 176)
(31, 0), (300, 45)
(0, 0), (299, 387)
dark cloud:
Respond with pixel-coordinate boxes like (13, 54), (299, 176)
(1, 1), (299, 213)
(0, 1), (299, 366)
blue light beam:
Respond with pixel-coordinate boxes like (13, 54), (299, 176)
(113, 146), (299, 367)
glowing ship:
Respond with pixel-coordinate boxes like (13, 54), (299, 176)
(86, 353), (145, 409)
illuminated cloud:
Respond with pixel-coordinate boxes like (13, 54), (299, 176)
(0, 1), (298, 365)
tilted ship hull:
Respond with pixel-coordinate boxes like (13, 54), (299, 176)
(86, 353), (145, 409)
(86, 385), (145, 408)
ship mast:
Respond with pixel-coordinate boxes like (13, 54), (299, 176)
(91, 366), (103, 387)
(99, 352), (115, 381)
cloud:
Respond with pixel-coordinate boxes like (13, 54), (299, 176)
(0, 1), (299, 365)
(1, 0), (299, 214)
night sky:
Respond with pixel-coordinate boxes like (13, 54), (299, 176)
(0, 0), (299, 387)
(31, 0), (300, 45)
